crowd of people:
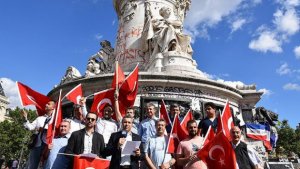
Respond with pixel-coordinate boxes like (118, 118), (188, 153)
(20, 95), (263, 169)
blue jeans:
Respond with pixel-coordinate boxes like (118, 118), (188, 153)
(27, 143), (45, 169)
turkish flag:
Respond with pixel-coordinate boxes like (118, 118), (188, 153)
(203, 125), (215, 147)
(46, 90), (63, 144)
(73, 156), (110, 169)
(180, 109), (193, 136)
(167, 114), (188, 153)
(197, 132), (237, 169)
(91, 88), (115, 117)
(217, 101), (234, 140)
(65, 84), (83, 105)
(111, 62), (125, 89)
(221, 101), (234, 140)
(16, 81), (51, 116)
(159, 100), (171, 126)
(118, 64), (139, 115)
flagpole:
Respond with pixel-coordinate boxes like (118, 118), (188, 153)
(116, 61), (119, 90)
(52, 89), (62, 141)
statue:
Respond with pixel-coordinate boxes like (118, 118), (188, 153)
(85, 58), (100, 77)
(61, 66), (81, 84)
(142, 6), (193, 58)
(90, 40), (115, 73)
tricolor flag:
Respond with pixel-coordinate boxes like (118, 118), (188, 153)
(64, 84), (83, 105)
(16, 81), (51, 116)
(245, 123), (272, 150)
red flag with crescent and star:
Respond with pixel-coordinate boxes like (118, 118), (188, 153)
(197, 132), (237, 169)
(91, 88), (115, 117)
(180, 109), (193, 136)
(217, 101), (235, 140)
(46, 90), (63, 144)
(167, 114), (188, 153)
(111, 61), (125, 89)
(118, 64), (139, 116)
(73, 156), (110, 169)
(64, 84), (83, 105)
(159, 99), (171, 126)
(16, 81), (51, 116)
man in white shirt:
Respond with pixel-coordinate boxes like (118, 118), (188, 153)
(105, 115), (143, 169)
(69, 97), (86, 133)
(22, 101), (55, 169)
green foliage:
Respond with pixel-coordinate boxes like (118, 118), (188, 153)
(276, 120), (300, 157)
(0, 107), (37, 162)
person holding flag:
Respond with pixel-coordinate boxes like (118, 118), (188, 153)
(198, 102), (218, 137)
(69, 97), (87, 133)
(176, 120), (206, 169)
(43, 119), (71, 169)
(144, 119), (176, 169)
(165, 103), (181, 133)
(138, 102), (159, 149)
(22, 101), (56, 169)
(230, 126), (262, 169)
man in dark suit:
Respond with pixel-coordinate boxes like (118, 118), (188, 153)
(65, 112), (105, 167)
(105, 115), (144, 169)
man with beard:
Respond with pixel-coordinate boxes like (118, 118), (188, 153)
(65, 112), (105, 167)
(22, 101), (56, 169)
(177, 120), (207, 169)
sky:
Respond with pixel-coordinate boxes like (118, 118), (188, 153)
(0, 0), (300, 128)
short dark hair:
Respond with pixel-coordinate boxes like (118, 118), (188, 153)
(204, 102), (216, 109)
(86, 112), (98, 121)
(187, 119), (197, 128)
(122, 114), (133, 123)
(170, 103), (179, 110)
(155, 119), (166, 126)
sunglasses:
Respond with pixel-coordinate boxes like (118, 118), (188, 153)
(86, 117), (96, 122)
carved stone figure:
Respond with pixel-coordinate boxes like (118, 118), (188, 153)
(142, 6), (193, 58)
(85, 58), (100, 77)
(61, 66), (81, 83)
(90, 40), (115, 73)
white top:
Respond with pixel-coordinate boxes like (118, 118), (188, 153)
(23, 114), (51, 146)
(120, 132), (132, 166)
(95, 118), (118, 144)
(83, 131), (94, 154)
(70, 118), (85, 133)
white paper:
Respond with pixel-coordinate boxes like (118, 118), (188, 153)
(121, 141), (141, 155)
(80, 153), (98, 158)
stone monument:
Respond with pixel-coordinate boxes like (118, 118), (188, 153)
(49, 1), (270, 158)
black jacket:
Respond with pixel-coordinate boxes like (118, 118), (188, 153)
(104, 131), (145, 169)
(65, 128), (105, 157)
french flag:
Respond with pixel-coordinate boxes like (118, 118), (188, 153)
(245, 123), (268, 140)
(246, 123), (272, 150)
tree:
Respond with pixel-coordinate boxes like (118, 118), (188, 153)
(276, 120), (300, 157)
(0, 107), (37, 163)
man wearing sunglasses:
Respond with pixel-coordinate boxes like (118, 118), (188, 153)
(65, 112), (106, 167)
